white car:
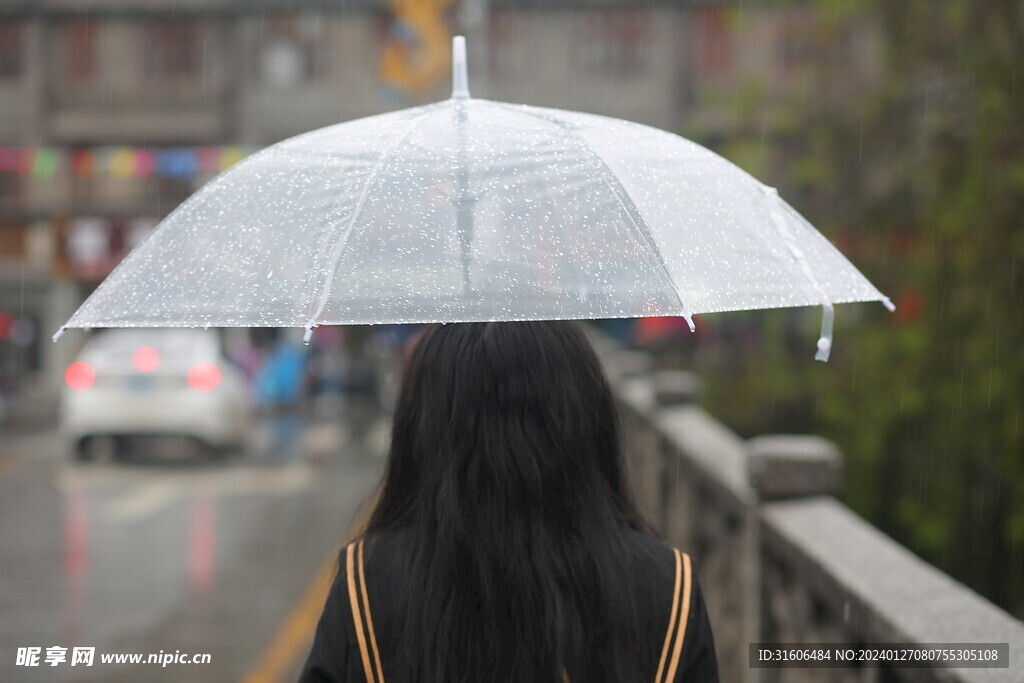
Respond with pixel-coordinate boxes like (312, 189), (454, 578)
(61, 328), (250, 461)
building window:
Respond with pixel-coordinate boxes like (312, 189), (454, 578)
(143, 19), (201, 79)
(0, 20), (23, 79)
(63, 19), (96, 83)
(487, 11), (520, 79)
(778, 11), (855, 76)
(0, 172), (21, 210)
(778, 9), (818, 73)
(694, 9), (733, 77)
(260, 13), (329, 87)
(0, 223), (27, 262)
(574, 8), (650, 77)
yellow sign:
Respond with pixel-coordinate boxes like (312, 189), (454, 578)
(379, 0), (458, 98)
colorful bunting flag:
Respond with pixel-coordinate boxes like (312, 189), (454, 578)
(71, 149), (95, 178)
(134, 148), (156, 177)
(219, 147), (245, 171)
(0, 147), (19, 172)
(110, 148), (135, 178)
(32, 148), (60, 179)
(0, 146), (257, 183)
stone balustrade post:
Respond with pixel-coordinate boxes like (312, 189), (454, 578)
(606, 349), (654, 380)
(747, 435), (843, 500)
(749, 435), (844, 683)
(653, 369), (702, 407)
(593, 324), (1024, 683)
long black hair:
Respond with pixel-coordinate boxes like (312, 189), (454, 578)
(364, 321), (652, 682)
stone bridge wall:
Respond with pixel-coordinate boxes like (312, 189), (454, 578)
(591, 335), (1024, 683)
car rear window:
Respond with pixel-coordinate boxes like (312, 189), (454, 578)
(84, 329), (217, 361)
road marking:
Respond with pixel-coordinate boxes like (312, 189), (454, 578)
(54, 463), (317, 525)
(238, 488), (378, 682)
(0, 433), (64, 478)
(56, 462), (315, 491)
(239, 549), (339, 683)
(105, 481), (178, 521)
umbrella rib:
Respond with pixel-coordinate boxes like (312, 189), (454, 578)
(304, 106), (439, 336)
(493, 103), (695, 330)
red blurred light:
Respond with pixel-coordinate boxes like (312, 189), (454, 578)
(132, 346), (160, 372)
(0, 312), (14, 340)
(188, 362), (221, 392)
(65, 362), (95, 391)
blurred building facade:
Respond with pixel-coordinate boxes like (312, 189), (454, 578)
(0, 0), (881, 410)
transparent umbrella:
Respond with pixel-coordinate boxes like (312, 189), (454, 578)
(54, 36), (892, 361)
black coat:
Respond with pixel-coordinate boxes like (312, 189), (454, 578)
(299, 529), (719, 682)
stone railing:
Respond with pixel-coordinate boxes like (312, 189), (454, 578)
(590, 335), (1024, 683)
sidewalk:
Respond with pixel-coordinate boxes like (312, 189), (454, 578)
(1, 380), (60, 435)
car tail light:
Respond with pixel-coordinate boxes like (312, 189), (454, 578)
(133, 345), (160, 372)
(188, 362), (221, 392)
(65, 362), (95, 391)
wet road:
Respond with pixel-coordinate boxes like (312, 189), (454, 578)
(0, 400), (388, 682)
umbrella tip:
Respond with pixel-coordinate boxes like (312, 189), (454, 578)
(52, 325), (66, 343)
(882, 296), (896, 312)
(815, 336), (832, 362)
(452, 36), (470, 99)
(814, 303), (835, 362)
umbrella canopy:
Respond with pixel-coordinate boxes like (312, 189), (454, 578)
(54, 37), (891, 361)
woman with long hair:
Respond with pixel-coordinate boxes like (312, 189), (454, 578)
(300, 321), (718, 682)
